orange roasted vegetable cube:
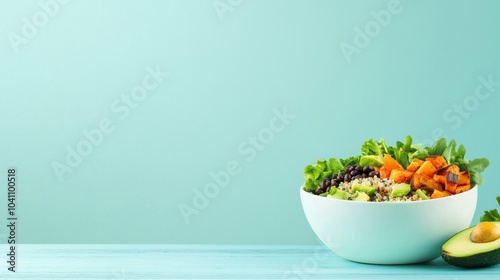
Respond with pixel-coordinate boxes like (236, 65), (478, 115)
(438, 164), (460, 175)
(455, 184), (471, 194)
(407, 158), (424, 172)
(383, 154), (404, 171)
(420, 174), (444, 192)
(425, 155), (448, 169)
(389, 169), (414, 183)
(445, 182), (458, 193)
(379, 166), (391, 179)
(458, 171), (470, 185)
(416, 161), (437, 177)
(431, 189), (452, 199)
(410, 173), (421, 190)
(433, 174), (446, 185)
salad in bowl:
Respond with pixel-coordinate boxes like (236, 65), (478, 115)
(300, 136), (490, 264)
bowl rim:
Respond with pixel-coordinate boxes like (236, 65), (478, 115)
(300, 184), (477, 205)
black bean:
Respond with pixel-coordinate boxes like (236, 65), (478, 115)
(314, 188), (325, 195)
(331, 179), (339, 186)
(356, 166), (363, 172)
(362, 173), (368, 178)
(321, 179), (331, 189)
(325, 186), (331, 193)
(363, 166), (374, 173)
(350, 170), (358, 176)
(346, 165), (354, 172)
(344, 174), (351, 182)
(369, 171), (379, 177)
(337, 174), (344, 181)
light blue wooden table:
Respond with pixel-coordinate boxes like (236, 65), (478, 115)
(0, 245), (498, 279)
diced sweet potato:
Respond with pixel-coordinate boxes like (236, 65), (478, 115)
(443, 165), (460, 194)
(458, 171), (470, 185)
(448, 164), (460, 174)
(433, 174), (446, 185)
(445, 181), (458, 193)
(411, 173), (443, 191)
(410, 173), (421, 190)
(379, 166), (391, 179)
(438, 164), (460, 175)
(437, 165), (465, 194)
(445, 173), (459, 193)
(436, 166), (449, 175)
(431, 189), (452, 199)
(416, 161), (437, 177)
(402, 170), (414, 182)
(420, 174), (444, 192)
(389, 170), (405, 183)
(389, 169), (414, 183)
(425, 155), (448, 169)
(455, 184), (471, 194)
(407, 158), (424, 172)
(383, 154), (404, 171)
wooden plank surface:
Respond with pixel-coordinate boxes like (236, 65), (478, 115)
(0, 245), (498, 279)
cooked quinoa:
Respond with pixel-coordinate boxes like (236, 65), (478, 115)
(335, 177), (431, 202)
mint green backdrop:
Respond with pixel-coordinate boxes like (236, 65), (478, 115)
(1, 0), (499, 244)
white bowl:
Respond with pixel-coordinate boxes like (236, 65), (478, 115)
(300, 186), (477, 264)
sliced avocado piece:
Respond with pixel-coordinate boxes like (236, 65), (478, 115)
(442, 221), (500, 268)
(328, 189), (348, 200)
(415, 189), (429, 200)
(353, 191), (370, 202)
(390, 183), (411, 197)
(359, 155), (383, 167)
(328, 187), (337, 196)
(352, 183), (377, 196)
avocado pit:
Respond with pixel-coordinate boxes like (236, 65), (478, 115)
(469, 222), (500, 243)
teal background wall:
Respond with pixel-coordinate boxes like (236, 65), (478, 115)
(0, 0), (499, 244)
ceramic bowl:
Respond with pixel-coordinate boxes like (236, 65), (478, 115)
(300, 186), (477, 264)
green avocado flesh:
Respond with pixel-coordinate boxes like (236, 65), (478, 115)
(352, 183), (376, 195)
(390, 183), (411, 197)
(442, 222), (500, 268)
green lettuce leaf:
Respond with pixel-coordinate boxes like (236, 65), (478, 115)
(430, 138), (447, 156)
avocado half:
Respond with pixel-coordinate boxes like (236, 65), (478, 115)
(442, 221), (500, 268)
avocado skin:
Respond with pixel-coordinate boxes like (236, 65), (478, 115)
(442, 249), (500, 268)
